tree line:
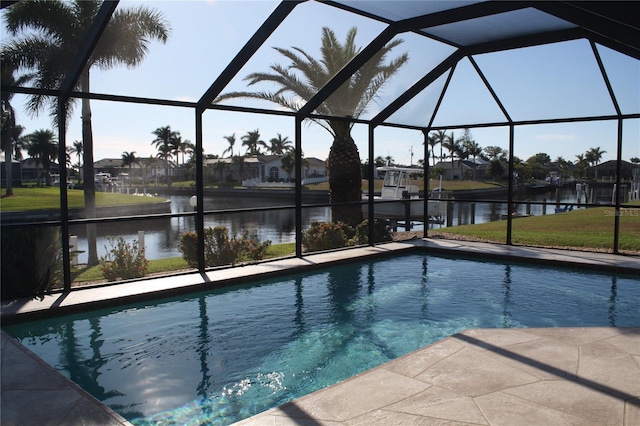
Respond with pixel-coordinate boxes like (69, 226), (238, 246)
(374, 128), (638, 182)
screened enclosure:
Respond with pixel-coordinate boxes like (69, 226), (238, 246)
(1, 0), (638, 297)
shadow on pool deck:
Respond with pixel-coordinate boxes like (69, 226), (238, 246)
(237, 327), (640, 425)
(2, 239), (639, 425)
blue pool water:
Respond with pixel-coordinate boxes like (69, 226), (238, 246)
(4, 253), (640, 425)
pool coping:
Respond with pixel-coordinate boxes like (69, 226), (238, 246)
(1, 239), (639, 425)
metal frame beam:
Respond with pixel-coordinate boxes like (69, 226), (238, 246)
(534, 1), (640, 60)
(197, 0), (301, 111)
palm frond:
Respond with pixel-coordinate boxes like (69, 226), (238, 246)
(95, 6), (170, 69)
(4, 0), (73, 40)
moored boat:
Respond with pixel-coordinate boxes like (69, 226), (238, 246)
(362, 167), (448, 220)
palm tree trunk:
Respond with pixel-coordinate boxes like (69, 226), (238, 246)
(81, 69), (98, 266)
(4, 144), (13, 196)
(328, 134), (363, 227)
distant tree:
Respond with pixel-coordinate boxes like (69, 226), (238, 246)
(429, 130), (449, 164)
(267, 133), (292, 155)
(281, 150), (295, 179)
(222, 133), (236, 157)
(384, 155), (395, 166)
(554, 156), (572, 178)
(374, 156), (386, 167)
(241, 129), (265, 155)
(69, 140), (83, 169)
(121, 151), (138, 181)
(231, 155), (245, 182)
(455, 129), (476, 179)
(63, 145), (73, 169)
(630, 157), (640, 164)
(1, 52), (32, 195)
(426, 134), (438, 167)
(213, 159), (227, 183)
(151, 126), (179, 187)
(574, 153), (589, 178)
(466, 142), (482, 180)
(525, 152), (552, 180)
(25, 129), (58, 186)
(487, 159), (505, 181)
(459, 129), (480, 180)
(586, 146), (607, 179)
(442, 131), (457, 179)
(143, 155), (162, 185)
(484, 145), (506, 161)
(176, 137), (194, 165)
(512, 156), (526, 182)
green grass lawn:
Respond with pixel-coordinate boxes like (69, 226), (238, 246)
(1, 187), (168, 211)
(431, 203), (640, 253)
(71, 243), (296, 284)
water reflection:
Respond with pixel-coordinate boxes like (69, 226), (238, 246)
(609, 277), (618, 326)
(5, 254), (638, 425)
(69, 186), (615, 262)
(501, 265), (513, 328)
(70, 195), (330, 263)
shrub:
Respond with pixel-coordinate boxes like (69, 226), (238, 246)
(303, 219), (392, 252)
(179, 226), (271, 268)
(1, 227), (63, 299)
(352, 219), (393, 245)
(99, 236), (149, 281)
(302, 221), (352, 252)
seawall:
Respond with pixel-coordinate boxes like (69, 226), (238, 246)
(1, 199), (172, 224)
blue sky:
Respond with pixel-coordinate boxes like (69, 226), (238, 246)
(3, 0), (639, 167)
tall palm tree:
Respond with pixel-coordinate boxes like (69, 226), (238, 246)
(69, 140), (83, 168)
(267, 133), (293, 155)
(442, 131), (457, 179)
(281, 150), (295, 180)
(429, 130), (449, 165)
(121, 151), (138, 181)
(4, 0), (170, 265)
(222, 133), (236, 157)
(426, 134), (438, 167)
(177, 139), (194, 165)
(217, 27), (408, 226)
(574, 153), (589, 178)
(586, 146), (607, 179)
(465, 141), (482, 180)
(151, 125), (179, 187)
(281, 150), (309, 181)
(459, 129), (480, 180)
(25, 129), (58, 186)
(1, 51), (33, 195)
(241, 129), (265, 156)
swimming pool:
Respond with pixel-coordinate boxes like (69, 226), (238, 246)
(4, 253), (639, 425)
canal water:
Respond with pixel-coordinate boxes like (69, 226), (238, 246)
(70, 185), (616, 263)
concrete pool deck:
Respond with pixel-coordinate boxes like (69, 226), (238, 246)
(2, 239), (640, 425)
